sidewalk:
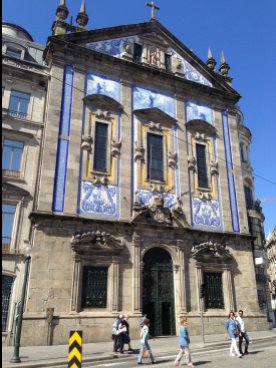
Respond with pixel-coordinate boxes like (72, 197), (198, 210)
(2, 329), (276, 368)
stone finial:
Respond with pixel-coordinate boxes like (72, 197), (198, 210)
(219, 51), (233, 84)
(206, 47), (217, 71)
(76, 0), (89, 27)
(56, 0), (69, 21)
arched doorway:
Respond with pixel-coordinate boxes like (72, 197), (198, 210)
(142, 247), (175, 336)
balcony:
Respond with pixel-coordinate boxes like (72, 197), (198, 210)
(2, 241), (11, 254)
(2, 169), (21, 178)
(8, 109), (28, 120)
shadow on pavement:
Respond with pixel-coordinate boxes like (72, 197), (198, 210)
(194, 361), (212, 366)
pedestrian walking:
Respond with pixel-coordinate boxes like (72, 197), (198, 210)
(137, 318), (155, 365)
(115, 314), (124, 353)
(236, 309), (250, 355)
(226, 311), (242, 358)
(119, 314), (133, 352)
(111, 315), (121, 353)
(140, 313), (147, 328)
(174, 317), (194, 367)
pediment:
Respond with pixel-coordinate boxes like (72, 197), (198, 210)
(133, 107), (177, 125)
(83, 93), (123, 112)
(57, 21), (239, 95)
(71, 230), (125, 254)
(191, 241), (232, 261)
(186, 119), (217, 136)
(2, 182), (30, 198)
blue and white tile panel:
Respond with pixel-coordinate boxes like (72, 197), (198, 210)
(186, 100), (214, 125)
(80, 182), (119, 219)
(86, 36), (138, 57)
(133, 86), (175, 117)
(222, 111), (240, 232)
(192, 197), (222, 230)
(137, 189), (177, 209)
(52, 65), (74, 212)
(86, 73), (121, 102)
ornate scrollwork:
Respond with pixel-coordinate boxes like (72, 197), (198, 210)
(95, 109), (111, 119)
(81, 135), (93, 152)
(168, 151), (177, 169)
(134, 142), (145, 162)
(91, 175), (109, 186)
(111, 139), (122, 158)
(150, 183), (165, 193)
(188, 156), (196, 171)
(194, 132), (206, 141)
(191, 241), (232, 260)
(199, 191), (212, 200)
(121, 42), (133, 60)
(210, 160), (219, 176)
(148, 121), (162, 131)
(71, 230), (125, 251)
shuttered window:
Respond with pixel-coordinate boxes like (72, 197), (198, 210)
(81, 266), (108, 308)
(93, 122), (108, 172)
(196, 143), (209, 188)
(147, 133), (164, 181)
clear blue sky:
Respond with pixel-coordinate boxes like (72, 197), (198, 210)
(3, 0), (276, 236)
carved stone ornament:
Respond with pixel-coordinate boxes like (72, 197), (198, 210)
(150, 183), (165, 193)
(95, 109), (111, 119)
(81, 135), (93, 151)
(121, 42), (133, 60)
(91, 175), (109, 186)
(134, 142), (145, 162)
(195, 132), (206, 141)
(191, 241), (232, 260)
(111, 139), (122, 157)
(188, 156), (196, 171)
(199, 191), (212, 200)
(71, 230), (125, 253)
(148, 195), (172, 224)
(168, 151), (177, 169)
(148, 121), (162, 131)
(210, 160), (219, 176)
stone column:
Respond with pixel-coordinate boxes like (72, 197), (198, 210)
(111, 257), (120, 312)
(177, 244), (187, 314)
(132, 232), (142, 313)
(195, 264), (203, 312)
(71, 255), (81, 312)
(223, 267), (234, 311)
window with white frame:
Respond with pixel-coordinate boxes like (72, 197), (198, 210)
(2, 138), (24, 176)
(2, 203), (17, 251)
(9, 90), (30, 119)
(2, 275), (14, 332)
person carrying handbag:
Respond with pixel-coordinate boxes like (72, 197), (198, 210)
(174, 317), (194, 367)
(226, 311), (242, 358)
(137, 318), (155, 365)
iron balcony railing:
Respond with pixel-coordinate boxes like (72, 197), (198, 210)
(8, 110), (28, 120)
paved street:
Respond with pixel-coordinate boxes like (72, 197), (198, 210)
(48, 339), (276, 368)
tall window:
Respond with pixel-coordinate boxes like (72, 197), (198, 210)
(165, 53), (172, 72)
(240, 143), (248, 163)
(93, 122), (108, 172)
(133, 43), (142, 62)
(2, 203), (16, 251)
(147, 133), (164, 181)
(9, 90), (30, 119)
(196, 143), (209, 188)
(244, 185), (253, 208)
(81, 266), (108, 308)
(2, 275), (14, 331)
(2, 139), (24, 173)
(204, 272), (224, 309)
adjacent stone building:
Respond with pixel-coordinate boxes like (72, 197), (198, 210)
(8, 1), (270, 346)
(2, 22), (48, 344)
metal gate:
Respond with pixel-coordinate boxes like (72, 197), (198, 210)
(142, 248), (175, 336)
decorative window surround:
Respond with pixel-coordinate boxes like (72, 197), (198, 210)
(70, 231), (124, 313)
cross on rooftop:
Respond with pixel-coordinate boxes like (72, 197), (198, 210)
(146, 2), (160, 20)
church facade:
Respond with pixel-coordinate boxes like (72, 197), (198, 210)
(21, 1), (269, 345)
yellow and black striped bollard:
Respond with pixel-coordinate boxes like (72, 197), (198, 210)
(68, 330), (82, 368)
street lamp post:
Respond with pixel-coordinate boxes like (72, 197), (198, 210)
(10, 245), (31, 363)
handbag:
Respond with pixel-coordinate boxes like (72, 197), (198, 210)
(233, 329), (240, 337)
(142, 349), (150, 358)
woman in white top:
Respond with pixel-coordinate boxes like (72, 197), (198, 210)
(137, 318), (155, 365)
